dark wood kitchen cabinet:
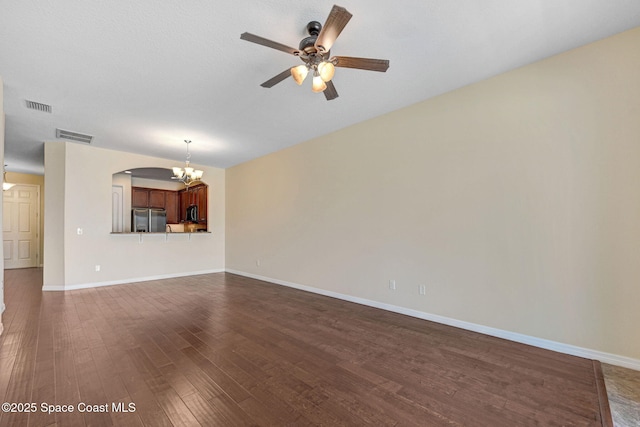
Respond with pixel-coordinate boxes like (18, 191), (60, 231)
(194, 184), (207, 223)
(179, 183), (208, 223)
(130, 185), (208, 229)
(132, 187), (149, 208)
(132, 187), (179, 224)
(165, 191), (179, 224)
(179, 190), (189, 221)
(149, 190), (166, 209)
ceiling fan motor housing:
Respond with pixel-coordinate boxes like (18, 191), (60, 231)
(299, 21), (322, 54)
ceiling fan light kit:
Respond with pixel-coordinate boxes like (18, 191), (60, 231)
(240, 4), (389, 100)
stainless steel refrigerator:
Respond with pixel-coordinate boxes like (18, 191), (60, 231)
(132, 208), (166, 232)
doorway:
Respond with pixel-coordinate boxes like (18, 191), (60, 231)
(3, 184), (40, 269)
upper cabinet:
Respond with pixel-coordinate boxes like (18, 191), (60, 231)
(180, 183), (208, 223)
(165, 191), (179, 224)
(132, 187), (149, 207)
(149, 190), (166, 209)
(132, 187), (167, 209)
(195, 185), (207, 223)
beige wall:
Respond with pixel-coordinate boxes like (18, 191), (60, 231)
(0, 76), (4, 333)
(43, 143), (66, 287)
(5, 172), (45, 265)
(44, 141), (225, 289)
(226, 28), (640, 362)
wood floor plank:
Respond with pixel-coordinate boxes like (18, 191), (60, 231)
(180, 346), (251, 404)
(0, 354), (17, 403)
(90, 346), (133, 403)
(112, 350), (175, 427)
(181, 391), (238, 427)
(0, 269), (613, 426)
(74, 348), (113, 427)
(28, 310), (57, 427)
(53, 348), (85, 427)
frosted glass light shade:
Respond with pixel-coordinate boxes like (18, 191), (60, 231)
(312, 74), (327, 93)
(318, 61), (335, 82)
(291, 65), (309, 85)
(172, 167), (184, 178)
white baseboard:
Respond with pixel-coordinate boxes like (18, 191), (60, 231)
(42, 285), (66, 291)
(42, 269), (225, 292)
(226, 269), (640, 372)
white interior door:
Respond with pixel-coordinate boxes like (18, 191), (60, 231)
(3, 185), (40, 269)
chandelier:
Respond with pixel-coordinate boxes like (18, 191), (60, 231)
(172, 140), (203, 187)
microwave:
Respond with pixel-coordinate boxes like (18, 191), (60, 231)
(186, 204), (198, 222)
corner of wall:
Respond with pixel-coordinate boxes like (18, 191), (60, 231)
(43, 142), (66, 288)
(1, 75), (5, 331)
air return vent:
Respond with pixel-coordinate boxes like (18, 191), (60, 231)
(56, 128), (93, 144)
(25, 100), (52, 113)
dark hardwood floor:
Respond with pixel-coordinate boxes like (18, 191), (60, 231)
(0, 268), (611, 426)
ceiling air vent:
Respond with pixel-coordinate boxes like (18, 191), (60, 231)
(56, 128), (93, 144)
(25, 100), (52, 113)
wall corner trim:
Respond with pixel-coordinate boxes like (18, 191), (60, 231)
(225, 269), (640, 372)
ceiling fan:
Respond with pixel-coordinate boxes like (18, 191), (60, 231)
(240, 4), (390, 101)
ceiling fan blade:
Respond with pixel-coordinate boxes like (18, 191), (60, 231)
(323, 80), (339, 101)
(315, 5), (352, 53)
(240, 32), (301, 56)
(260, 69), (292, 88)
(333, 56), (390, 72)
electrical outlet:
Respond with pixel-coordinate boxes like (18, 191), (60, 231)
(389, 280), (396, 290)
(256, 259), (261, 266)
(419, 285), (426, 295)
(95, 265), (101, 272)
(77, 228), (83, 235)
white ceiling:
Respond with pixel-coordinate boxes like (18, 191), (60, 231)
(1, 1), (640, 175)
